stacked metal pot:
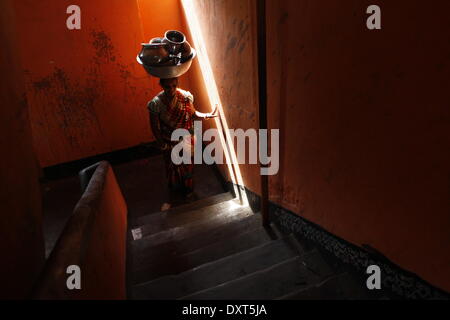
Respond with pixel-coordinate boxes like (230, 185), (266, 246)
(137, 30), (196, 79)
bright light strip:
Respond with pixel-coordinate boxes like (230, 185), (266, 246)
(181, 0), (248, 205)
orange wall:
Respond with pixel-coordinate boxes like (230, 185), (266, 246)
(0, 0), (45, 299)
(13, 0), (154, 167)
(266, 0), (450, 291)
(183, 0), (450, 292)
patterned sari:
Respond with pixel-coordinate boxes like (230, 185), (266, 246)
(148, 89), (196, 193)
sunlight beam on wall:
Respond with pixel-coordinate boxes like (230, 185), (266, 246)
(181, 0), (248, 205)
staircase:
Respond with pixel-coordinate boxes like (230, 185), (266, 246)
(127, 192), (370, 300)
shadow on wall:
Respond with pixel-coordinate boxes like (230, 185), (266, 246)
(0, 0), (45, 300)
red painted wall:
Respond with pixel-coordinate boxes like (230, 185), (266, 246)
(266, 0), (450, 291)
(13, 0), (154, 167)
(0, 0), (45, 299)
(184, 0), (450, 291)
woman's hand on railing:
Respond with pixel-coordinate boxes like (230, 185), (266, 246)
(205, 105), (219, 119)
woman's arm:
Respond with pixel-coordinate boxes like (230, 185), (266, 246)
(149, 113), (168, 150)
(192, 105), (219, 120)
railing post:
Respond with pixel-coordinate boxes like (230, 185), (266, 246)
(256, 0), (270, 227)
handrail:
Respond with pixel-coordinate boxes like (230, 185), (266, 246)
(31, 161), (127, 299)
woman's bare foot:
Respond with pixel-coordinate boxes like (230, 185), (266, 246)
(185, 191), (198, 203)
(161, 202), (171, 211)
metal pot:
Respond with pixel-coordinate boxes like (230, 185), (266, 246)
(150, 37), (164, 44)
(137, 48), (196, 79)
(162, 30), (186, 54)
(180, 41), (192, 61)
(138, 42), (169, 66)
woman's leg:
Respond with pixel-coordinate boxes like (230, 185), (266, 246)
(163, 148), (192, 206)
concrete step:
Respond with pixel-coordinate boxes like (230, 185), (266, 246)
(131, 192), (234, 228)
(130, 214), (264, 284)
(299, 249), (336, 280)
(276, 272), (370, 300)
(178, 256), (321, 300)
(130, 200), (251, 242)
(130, 207), (257, 257)
(132, 234), (301, 299)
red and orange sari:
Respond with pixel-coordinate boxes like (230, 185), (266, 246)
(148, 89), (196, 193)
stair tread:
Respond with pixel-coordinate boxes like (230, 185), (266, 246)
(130, 201), (252, 244)
(276, 272), (370, 300)
(131, 211), (260, 258)
(130, 214), (264, 284)
(178, 256), (321, 300)
(131, 192), (234, 228)
(300, 249), (336, 279)
(132, 234), (300, 299)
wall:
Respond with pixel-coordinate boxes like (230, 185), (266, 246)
(13, 0), (154, 167)
(0, 0), (45, 299)
(182, 0), (449, 292)
(266, 0), (450, 291)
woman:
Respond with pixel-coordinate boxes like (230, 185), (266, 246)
(147, 77), (217, 208)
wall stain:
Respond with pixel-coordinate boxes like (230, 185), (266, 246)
(27, 26), (143, 161)
(91, 30), (116, 62)
(304, 71), (312, 83)
(238, 20), (244, 33)
(33, 78), (52, 90)
(325, 168), (334, 183)
(226, 36), (238, 52)
(239, 21), (249, 36)
(15, 94), (29, 132)
(278, 12), (289, 25)
(239, 42), (246, 54)
(30, 66), (103, 149)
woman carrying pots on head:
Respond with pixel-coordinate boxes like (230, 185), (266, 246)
(147, 77), (218, 209)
